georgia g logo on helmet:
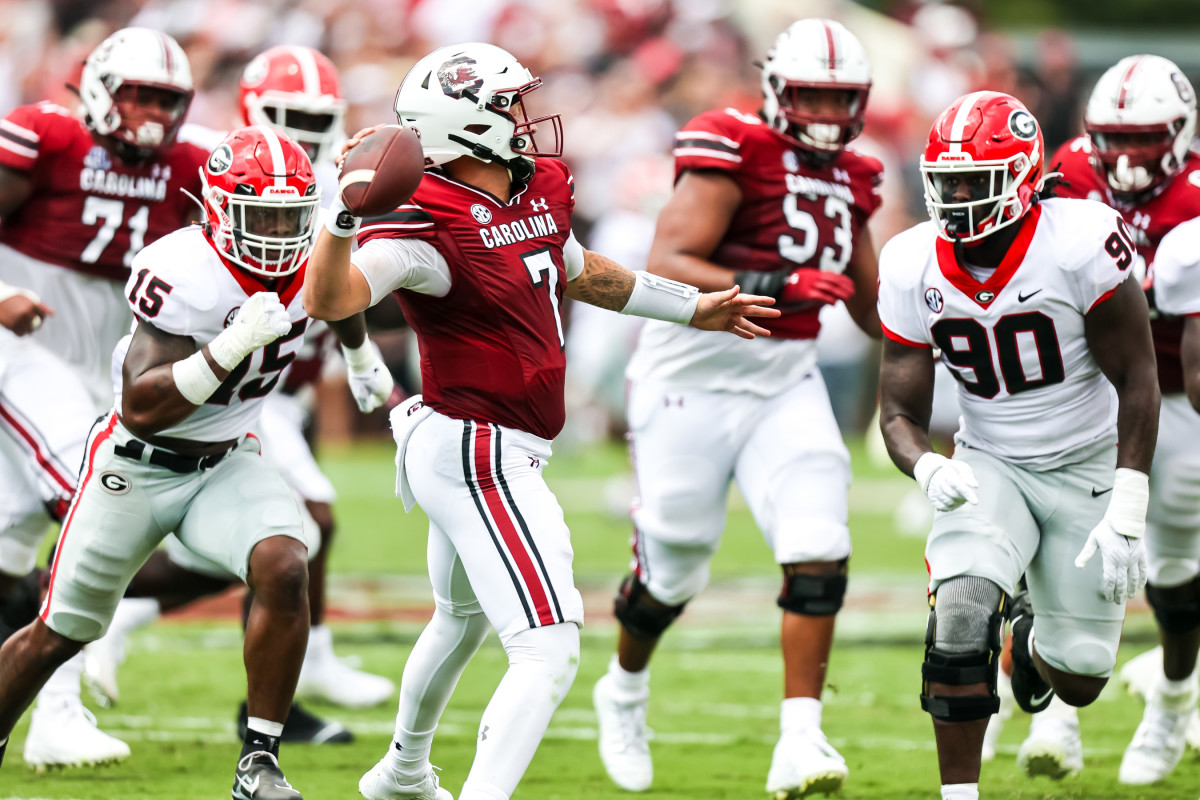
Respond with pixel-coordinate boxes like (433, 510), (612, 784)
(1008, 110), (1038, 141)
(207, 144), (234, 175)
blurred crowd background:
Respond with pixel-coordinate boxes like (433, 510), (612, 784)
(5, 0), (1198, 445)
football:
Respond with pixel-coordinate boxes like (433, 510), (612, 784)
(338, 125), (425, 217)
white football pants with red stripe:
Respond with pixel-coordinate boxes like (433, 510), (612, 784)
(403, 409), (584, 643)
(0, 332), (99, 576)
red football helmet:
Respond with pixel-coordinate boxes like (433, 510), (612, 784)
(239, 46), (345, 164)
(201, 126), (320, 278)
(920, 91), (1044, 242)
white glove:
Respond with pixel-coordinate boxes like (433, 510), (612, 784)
(343, 339), (394, 413)
(913, 452), (979, 512)
(208, 291), (292, 370)
(1075, 468), (1150, 604)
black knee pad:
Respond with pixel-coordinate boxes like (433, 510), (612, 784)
(1146, 578), (1200, 634)
(777, 562), (848, 616)
(613, 574), (685, 639)
(920, 592), (1007, 722)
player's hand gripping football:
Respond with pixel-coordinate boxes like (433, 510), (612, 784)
(334, 125), (386, 169)
(689, 286), (780, 340)
(0, 287), (52, 336)
(343, 340), (395, 413)
(913, 452), (979, 512)
(1075, 468), (1150, 604)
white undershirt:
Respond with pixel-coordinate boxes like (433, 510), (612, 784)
(351, 232), (586, 307)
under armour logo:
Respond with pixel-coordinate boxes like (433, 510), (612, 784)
(832, 168), (851, 184)
(529, 456), (540, 468)
(480, 725), (489, 741)
(1130, 210), (1151, 230)
(529, 197), (548, 211)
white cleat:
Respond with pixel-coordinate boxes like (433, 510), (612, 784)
(296, 627), (395, 708)
(83, 636), (124, 708)
(982, 668), (1014, 762)
(1119, 681), (1197, 784)
(765, 728), (848, 799)
(23, 699), (130, 770)
(1017, 717), (1082, 780)
(593, 674), (653, 792)
(358, 759), (452, 800)
(1118, 646), (1163, 701)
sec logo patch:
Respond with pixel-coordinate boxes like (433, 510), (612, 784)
(99, 471), (131, 494)
(924, 287), (944, 313)
(470, 204), (493, 224)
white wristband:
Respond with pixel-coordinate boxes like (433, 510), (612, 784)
(912, 451), (943, 492)
(172, 349), (222, 405)
(1105, 467), (1150, 539)
(341, 339), (377, 372)
(620, 271), (700, 325)
(325, 196), (361, 239)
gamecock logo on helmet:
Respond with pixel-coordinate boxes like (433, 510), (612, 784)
(438, 56), (484, 99)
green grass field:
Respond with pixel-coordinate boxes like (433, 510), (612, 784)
(3, 438), (1189, 800)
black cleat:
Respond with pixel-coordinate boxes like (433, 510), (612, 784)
(237, 700), (353, 744)
(1009, 591), (1054, 714)
(232, 751), (303, 800)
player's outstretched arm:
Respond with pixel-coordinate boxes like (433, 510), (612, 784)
(645, 170), (742, 291)
(1085, 277), (1160, 474)
(565, 248), (778, 339)
(328, 313), (395, 413)
(122, 292), (292, 437)
(304, 224), (373, 321)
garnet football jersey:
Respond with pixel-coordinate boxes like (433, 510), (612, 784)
(628, 107), (883, 395)
(1052, 136), (1200, 393)
(355, 161), (576, 440)
(0, 102), (208, 282)
(111, 227), (309, 443)
(878, 199), (1133, 469)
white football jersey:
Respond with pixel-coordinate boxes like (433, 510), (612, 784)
(878, 198), (1134, 469)
(1152, 216), (1200, 317)
(111, 226), (309, 442)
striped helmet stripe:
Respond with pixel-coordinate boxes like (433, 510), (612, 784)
(1116, 57), (1143, 110)
(157, 31), (174, 75)
(288, 45), (321, 98)
(255, 124), (288, 188)
(822, 21), (837, 70)
(948, 91), (988, 154)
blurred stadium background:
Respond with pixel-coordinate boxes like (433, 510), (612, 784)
(4, 0), (1198, 798)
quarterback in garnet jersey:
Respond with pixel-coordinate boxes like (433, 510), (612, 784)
(1042, 55), (1200, 785)
(0, 27), (205, 770)
(304, 42), (776, 800)
(878, 91), (1159, 800)
(596, 19), (881, 798)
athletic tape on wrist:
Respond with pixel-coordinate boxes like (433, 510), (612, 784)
(325, 196), (361, 239)
(172, 350), (222, 405)
(913, 452), (944, 493)
(342, 340), (377, 372)
(620, 271), (700, 324)
(1106, 467), (1150, 539)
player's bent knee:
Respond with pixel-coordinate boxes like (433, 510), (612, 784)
(1054, 675), (1107, 707)
(247, 536), (309, 598)
(1147, 576), (1200, 634)
(504, 623), (581, 691)
(920, 577), (1007, 722)
(777, 560), (848, 616)
(614, 574), (686, 639)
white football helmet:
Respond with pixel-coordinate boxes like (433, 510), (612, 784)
(1084, 54), (1196, 197)
(393, 42), (561, 182)
(79, 27), (193, 158)
(761, 18), (871, 162)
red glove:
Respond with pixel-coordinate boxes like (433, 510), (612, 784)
(779, 269), (856, 309)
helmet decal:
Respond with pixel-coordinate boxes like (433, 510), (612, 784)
(207, 144), (234, 175)
(438, 56), (484, 100)
(1008, 110), (1038, 140)
(241, 54), (270, 88)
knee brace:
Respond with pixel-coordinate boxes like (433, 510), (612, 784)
(920, 577), (1008, 722)
(613, 574), (685, 639)
(1146, 577), (1200, 634)
(777, 561), (848, 616)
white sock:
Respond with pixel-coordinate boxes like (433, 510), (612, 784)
(1158, 670), (1199, 709)
(941, 782), (979, 800)
(780, 696), (822, 733)
(606, 654), (649, 700)
(459, 624), (579, 800)
(110, 597), (160, 638)
(1035, 694), (1078, 723)
(304, 624), (334, 669)
(36, 652), (84, 709)
(386, 607), (490, 776)
(247, 717), (284, 737)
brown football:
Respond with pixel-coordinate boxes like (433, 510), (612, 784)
(338, 125), (425, 217)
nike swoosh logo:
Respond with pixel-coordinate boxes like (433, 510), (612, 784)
(1018, 290), (1042, 303)
(1092, 487), (1113, 497)
(1030, 688), (1053, 706)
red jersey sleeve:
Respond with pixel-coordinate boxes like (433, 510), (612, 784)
(356, 202), (437, 247)
(0, 102), (75, 174)
(673, 109), (749, 178)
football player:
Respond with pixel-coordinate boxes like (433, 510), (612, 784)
(878, 91), (1160, 800)
(592, 19), (882, 797)
(0, 26), (208, 768)
(304, 41), (778, 800)
(84, 44), (396, 728)
(998, 53), (1200, 784)
(0, 125), (324, 800)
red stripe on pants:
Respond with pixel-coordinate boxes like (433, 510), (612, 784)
(472, 424), (556, 626)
